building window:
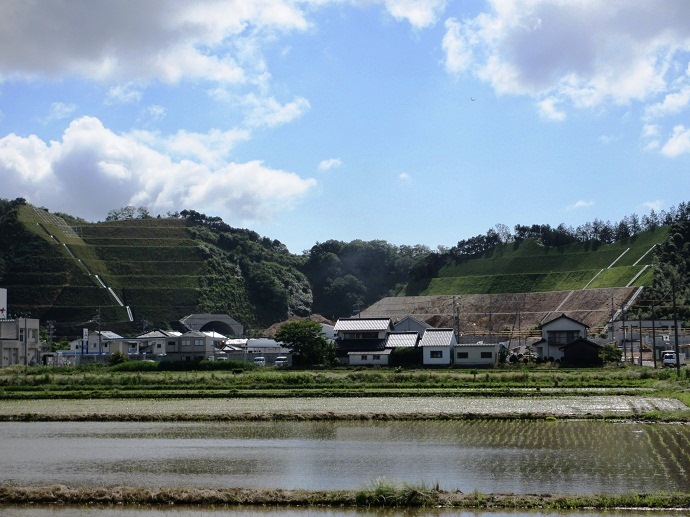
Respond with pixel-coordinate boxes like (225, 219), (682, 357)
(194, 339), (204, 347)
(103, 343), (108, 348)
(343, 332), (379, 340)
(430, 350), (443, 359)
(457, 351), (469, 359)
(157, 343), (162, 348)
(480, 351), (493, 359)
(361, 355), (367, 360)
(373, 355), (380, 360)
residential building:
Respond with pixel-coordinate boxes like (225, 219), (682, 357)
(454, 342), (498, 367)
(534, 314), (588, 362)
(419, 328), (456, 366)
(334, 318), (393, 363)
(0, 317), (41, 366)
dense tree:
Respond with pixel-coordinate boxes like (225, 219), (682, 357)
(275, 320), (336, 366)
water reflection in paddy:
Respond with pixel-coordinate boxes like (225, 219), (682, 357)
(1, 420), (689, 494)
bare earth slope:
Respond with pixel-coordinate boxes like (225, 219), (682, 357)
(363, 287), (637, 336)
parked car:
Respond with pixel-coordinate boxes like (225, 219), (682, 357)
(274, 356), (288, 367)
(253, 356), (266, 367)
(662, 351), (677, 367)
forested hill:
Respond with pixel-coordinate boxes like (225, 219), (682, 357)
(2, 198), (690, 335)
(0, 200), (426, 334)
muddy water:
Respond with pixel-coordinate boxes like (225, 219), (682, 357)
(1, 420), (689, 494)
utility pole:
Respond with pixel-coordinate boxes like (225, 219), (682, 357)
(638, 311), (643, 366)
(651, 301), (657, 369)
(672, 282), (681, 374)
(621, 306), (627, 362)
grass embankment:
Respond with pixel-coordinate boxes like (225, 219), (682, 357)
(1, 363), (688, 398)
(1, 483), (689, 510)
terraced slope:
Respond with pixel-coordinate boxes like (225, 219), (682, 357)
(408, 228), (667, 296)
(11, 207), (204, 325)
(73, 217), (204, 325)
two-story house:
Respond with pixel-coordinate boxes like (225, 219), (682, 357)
(534, 314), (602, 366)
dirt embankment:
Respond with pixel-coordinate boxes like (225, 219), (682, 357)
(363, 287), (637, 336)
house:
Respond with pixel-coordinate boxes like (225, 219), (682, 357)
(534, 314), (588, 362)
(334, 318), (393, 363)
(69, 330), (124, 355)
(419, 328), (456, 366)
(0, 317), (41, 366)
(454, 342), (498, 367)
(163, 331), (215, 362)
(136, 329), (182, 357)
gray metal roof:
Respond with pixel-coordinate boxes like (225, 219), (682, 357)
(334, 318), (391, 332)
(385, 332), (419, 348)
(419, 328), (455, 347)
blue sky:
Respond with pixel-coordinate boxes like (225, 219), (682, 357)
(1, 0), (690, 253)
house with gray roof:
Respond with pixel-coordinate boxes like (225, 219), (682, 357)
(333, 318), (393, 363)
(419, 328), (456, 366)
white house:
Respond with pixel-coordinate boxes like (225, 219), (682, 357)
(454, 342), (498, 367)
(534, 314), (588, 361)
(419, 328), (456, 366)
(69, 330), (124, 355)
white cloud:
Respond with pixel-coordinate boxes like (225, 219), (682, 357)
(42, 102), (77, 123)
(143, 105), (167, 122)
(398, 172), (412, 183)
(442, 0), (690, 143)
(0, 1), (309, 85)
(641, 200), (664, 212)
(384, 0), (448, 29)
(442, 18), (474, 74)
(106, 83), (143, 105)
(318, 158), (343, 171)
(537, 97), (566, 121)
(0, 116), (315, 221)
(644, 86), (690, 120)
(660, 125), (690, 157)
(241, 93), (311, 128)
(566, 200), (594, 211)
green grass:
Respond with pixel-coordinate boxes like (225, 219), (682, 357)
(418, 228), (668, 296)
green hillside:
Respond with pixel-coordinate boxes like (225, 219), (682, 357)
(0, 201), (311, 334)
(406, 227), (668, 296)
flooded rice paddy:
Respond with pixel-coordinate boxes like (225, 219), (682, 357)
(2, 419), (689, 494)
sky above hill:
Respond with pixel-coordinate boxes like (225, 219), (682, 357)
(1, 0), (690, 253)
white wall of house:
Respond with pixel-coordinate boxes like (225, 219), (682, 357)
(454, 344), (497, 366)
(422, 346), (451, 365)
(348, 351), (390, 366)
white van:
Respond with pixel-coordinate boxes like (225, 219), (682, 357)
(253, 356), (266, 367)
(662, 351), (677, 368)
(274, 356), (288, 367)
